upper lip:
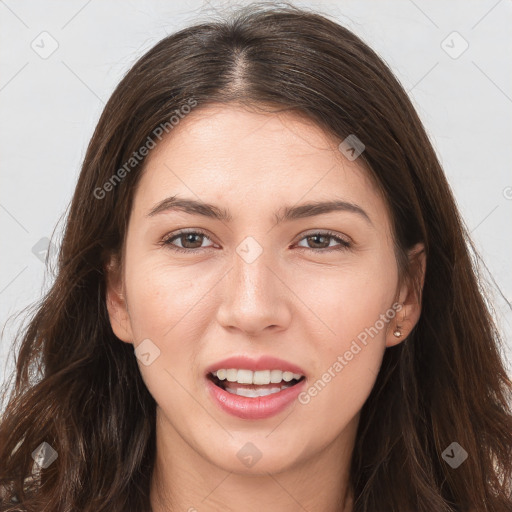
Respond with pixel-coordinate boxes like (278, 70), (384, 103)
(205, 355), (306, 376)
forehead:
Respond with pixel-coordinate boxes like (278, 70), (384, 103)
(145, 103), (351, 172)
(132, 103), (390, 229)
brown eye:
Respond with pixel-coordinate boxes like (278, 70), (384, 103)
(162, 230), (215, 253)
(296, 231), (351, 252)
(304, 234), (331, 249)
(176, 233), (205, 249)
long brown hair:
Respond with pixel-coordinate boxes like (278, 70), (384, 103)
(1, 2), (511, 511)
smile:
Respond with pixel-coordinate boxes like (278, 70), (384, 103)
(209, 368), (305, 397)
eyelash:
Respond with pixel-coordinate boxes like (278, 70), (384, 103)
(160, 229), (352, 254)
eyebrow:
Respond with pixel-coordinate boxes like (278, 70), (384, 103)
(146, 196), (372, 225)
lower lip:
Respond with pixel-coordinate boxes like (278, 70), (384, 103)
(206, 377), (307, 420)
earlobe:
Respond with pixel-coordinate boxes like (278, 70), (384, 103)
(386, 303), (407, 347)
(104, 256), (134, 344)
(386, 243), (426, 347)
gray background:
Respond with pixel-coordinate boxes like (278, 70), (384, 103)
(1, 0), (511, 397)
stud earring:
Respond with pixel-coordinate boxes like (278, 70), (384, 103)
(393, 328), (402, 338)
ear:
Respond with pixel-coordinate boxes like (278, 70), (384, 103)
(386, 243), (426, 347)
(105, 254), (134, 344)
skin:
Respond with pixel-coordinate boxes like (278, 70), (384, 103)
(106, 103), (425, 512)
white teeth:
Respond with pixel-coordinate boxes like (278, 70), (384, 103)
(225, 369), (238, 382)
(282, 371), (294, 382)
(229, 386), (282, 397)
(270, 369), (283, 383)
(254, 370), (270, 385)
(225, 384), (292, 397)
(237, 369), (253, 384)
(211, 368), (303, 385)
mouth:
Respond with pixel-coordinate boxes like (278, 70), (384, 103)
(207, 369), (306, 398)
(205, 358), (309, 419)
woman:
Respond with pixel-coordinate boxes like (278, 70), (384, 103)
(1, 3), (511, 511)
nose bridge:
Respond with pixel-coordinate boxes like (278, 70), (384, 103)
(231, 236), (275, 307)
(217, 234), (288, 333)
(240, 251), (267, 292)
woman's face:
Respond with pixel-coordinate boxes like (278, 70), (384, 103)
(107, 103), (418, 475)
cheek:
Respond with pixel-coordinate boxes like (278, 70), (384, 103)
(124, 254), (216, 341)
(295, 254), (397, 425)
(122, 254), (226, 406)
(123, 257), (214, 427)
(296, 253), (398, 350)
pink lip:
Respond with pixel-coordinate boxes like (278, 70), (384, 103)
(205, 355), (306, 376)
(206, 377), (307, 420)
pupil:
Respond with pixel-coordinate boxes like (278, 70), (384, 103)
(184, 233), (202, 248)
(309, 235), (328, 248)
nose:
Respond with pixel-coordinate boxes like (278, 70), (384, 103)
(216, 243), (292, 337)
